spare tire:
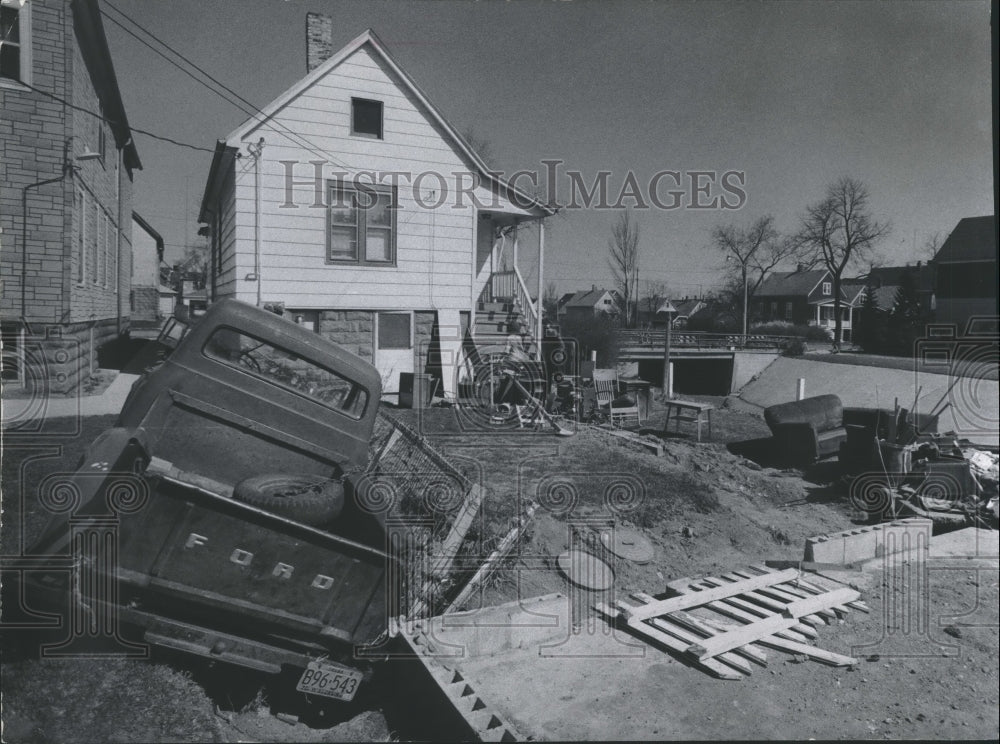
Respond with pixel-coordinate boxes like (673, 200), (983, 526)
(233, 474), (344, 527)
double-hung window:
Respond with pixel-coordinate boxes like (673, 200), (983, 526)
(75, 188), (86, 284)
(327, 182), (396, 265)
(0, 4), (29, 85)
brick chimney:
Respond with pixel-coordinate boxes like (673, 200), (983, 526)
(306, 13), (334, 72)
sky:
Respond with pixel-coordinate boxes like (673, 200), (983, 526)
(102, 0), (994, 298)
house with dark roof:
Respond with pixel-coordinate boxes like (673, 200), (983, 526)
(931, 216), (998, 333)
(1, 0), (142, 392)
(558, 286), (620, 321)
(850, 263), (934, 315)
(754, 268), (865, 341)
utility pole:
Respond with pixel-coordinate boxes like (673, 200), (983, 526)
(658, 300), (674, 397)
(741, 265), (748, 347)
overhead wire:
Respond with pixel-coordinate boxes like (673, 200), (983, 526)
(100, 1), (350, 169)
(18, 81), (214, 153)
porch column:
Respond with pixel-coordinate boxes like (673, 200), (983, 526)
(536, 221), (545, 344)
(512, 225), (518, 272)
(437, 308), (462, 399)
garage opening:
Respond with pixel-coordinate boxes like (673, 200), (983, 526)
(636, 357), (734, 396)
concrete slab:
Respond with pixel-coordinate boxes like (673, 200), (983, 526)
(419, 587), (862, 741)
(1, 373), (138, 424)
(738, 357), (999, 446)
(927, 527), (999, 563)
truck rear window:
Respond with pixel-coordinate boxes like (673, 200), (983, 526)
(203, 327), (368, 418)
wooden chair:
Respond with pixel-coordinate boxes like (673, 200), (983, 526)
(610, 397), (641, 430)
(592, 369), (618, 413)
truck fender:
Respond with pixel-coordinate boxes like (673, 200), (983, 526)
(77, 427), (151, 474)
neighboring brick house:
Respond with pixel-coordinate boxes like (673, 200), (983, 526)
(1, 0), (141, 392)
(754, 268), (864, 341)
(198, 23), (554, 398)
(931, 215), (998, 333)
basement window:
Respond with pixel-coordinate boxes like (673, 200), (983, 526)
(377, 312), (412, 350)
(351, 97), (383, 139)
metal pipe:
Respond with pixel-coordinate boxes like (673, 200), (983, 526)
(536, 221), (545, 345)
(21, 154), (70, 322)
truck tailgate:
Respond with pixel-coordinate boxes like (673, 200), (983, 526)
(116, 477), (387, 646)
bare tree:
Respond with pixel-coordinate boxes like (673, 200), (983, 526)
(639, 280), (670, 324)
(920, 231), (943, 262)
(797, 178), (890, 345)
(542, 281), (560, 322)
(608, 210), (641, 327)
(712, 215), (801, 336)
(460, 127), (496, 169)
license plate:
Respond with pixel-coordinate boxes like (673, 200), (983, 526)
(295, 661), (363, 702)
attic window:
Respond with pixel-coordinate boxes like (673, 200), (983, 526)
(351, 97), (383, 139)
(822, 282), (832, 295)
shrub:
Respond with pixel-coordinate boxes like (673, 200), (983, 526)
(558, 313), (619, 367)
(751, 321), (831, 341)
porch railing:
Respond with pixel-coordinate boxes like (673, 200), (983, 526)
(482, 269), (538, 332)
(617, 329), (796, 350)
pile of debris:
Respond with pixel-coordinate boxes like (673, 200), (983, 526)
(836, 396), (999, 529)
(888, 438), (999, 527)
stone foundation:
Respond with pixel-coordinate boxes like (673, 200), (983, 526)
(7, 317), (122, 395)
(317, 310), (375, 363)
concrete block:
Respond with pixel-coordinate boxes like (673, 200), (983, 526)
(803, 518), (933, 565)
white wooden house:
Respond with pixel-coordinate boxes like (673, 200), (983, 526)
(198, 23), (554, 398)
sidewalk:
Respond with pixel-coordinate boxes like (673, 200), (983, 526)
(1, 372), (139, 425)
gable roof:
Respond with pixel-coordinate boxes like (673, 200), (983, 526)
(838, 281), (868, 305)
(557, 292), (577, 308)
(565, 288), (618, 308)
(933, 216), (997, 263)
(74, 0), (141, 172)
(672, 298), (705, 318)
(222, 28), (553, 217)
(755, 269), (828, 297)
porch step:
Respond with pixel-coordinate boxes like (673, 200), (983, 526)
(477, 299), (517, 312)
(475, 308), (524, 335)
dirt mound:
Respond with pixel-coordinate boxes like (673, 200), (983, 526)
(464, 428), (855, 606)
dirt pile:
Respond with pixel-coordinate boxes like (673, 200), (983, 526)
(449, 427), (855, 607)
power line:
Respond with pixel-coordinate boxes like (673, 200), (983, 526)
(100, 2), (350, 169)
(19, 81), (214, 153)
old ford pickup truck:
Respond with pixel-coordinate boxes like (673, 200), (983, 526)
(20, 299), (396, 702)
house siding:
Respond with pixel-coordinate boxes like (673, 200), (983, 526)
(221, 45), (526, 312)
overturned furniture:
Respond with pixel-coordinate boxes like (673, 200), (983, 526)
(764, 394), (848, 465)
